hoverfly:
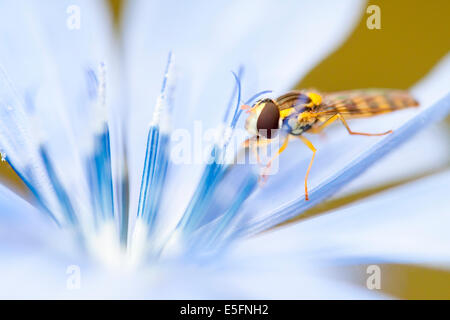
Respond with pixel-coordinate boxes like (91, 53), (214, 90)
(241, 89), (419, 200)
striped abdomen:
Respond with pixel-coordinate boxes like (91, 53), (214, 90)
(317, 89), (419, 118)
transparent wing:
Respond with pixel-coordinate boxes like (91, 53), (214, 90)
(318, 89), (419, 118)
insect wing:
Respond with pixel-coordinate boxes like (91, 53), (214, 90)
(276, 90), (312, 111)
(318, 89), (419, 118)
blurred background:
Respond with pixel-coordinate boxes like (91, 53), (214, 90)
(1, 0), (449, 299)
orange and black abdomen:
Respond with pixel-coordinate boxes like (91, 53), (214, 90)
(318, 89), (419, 118)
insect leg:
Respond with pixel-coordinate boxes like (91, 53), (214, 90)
(309, 114), (339, 134)
(337, 114), (393, 136)
(251, 140), (262, 165)
(297, 135), (316, 201)
(260, 134), (290, 182)
(243, 137), (272, 166)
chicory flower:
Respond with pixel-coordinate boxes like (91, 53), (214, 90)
(0, 0), (448, 299)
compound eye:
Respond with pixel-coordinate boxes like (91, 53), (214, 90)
(256, 100), (280, 139)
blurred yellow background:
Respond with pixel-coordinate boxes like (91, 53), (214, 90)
(1, 0), (449, 299)
(299, 0), (450, 90)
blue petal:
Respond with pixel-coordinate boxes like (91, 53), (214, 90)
(0, 0), (121, 228)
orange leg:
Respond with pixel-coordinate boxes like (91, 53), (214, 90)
(243, 137), (273, 166)
(260, 135), (290, 183)
(311, 113), (393, 136)
(250, 139), (262, 166)
(255, 134), (315, 200)
(299, 113), (392, 201)
(337, 114), (392, 136)
(309, 114), (339, 134)
(297, 135), (316, 201)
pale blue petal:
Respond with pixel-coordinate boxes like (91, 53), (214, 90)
(0, 184), (56, 243)
(134, 261), (387, 299)
(0, 184), (82, 298)
(208, 259), (388, 299)
(0, 174), (382, 299)
(0, 181), (381, 299)
(234, 169), (450, 268)
(0, 0), (121, 226)
(1, 262), (385, 299)
(338, 54), (450, 195)
(337, 122), (448, 197)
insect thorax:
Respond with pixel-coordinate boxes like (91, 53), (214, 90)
(282, 111), (317, 135)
